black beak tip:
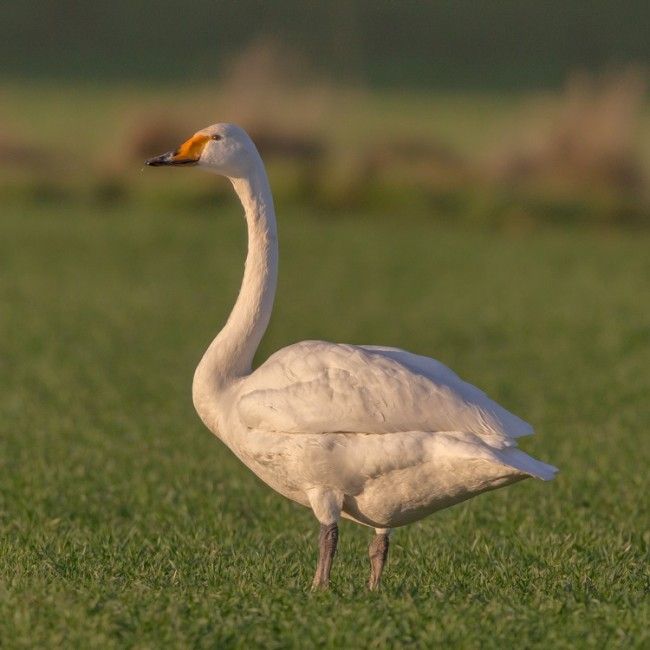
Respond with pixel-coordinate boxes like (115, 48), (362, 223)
(145, 152), (172, 167)
(144, 151), (198, 167)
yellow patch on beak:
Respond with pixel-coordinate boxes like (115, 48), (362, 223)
(171, 133), (210, 163)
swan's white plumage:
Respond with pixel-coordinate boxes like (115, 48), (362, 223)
(238, 340), (533, 449)
(148, 122), (557, 538)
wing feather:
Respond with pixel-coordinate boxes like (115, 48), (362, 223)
(237, 341), (533, 448)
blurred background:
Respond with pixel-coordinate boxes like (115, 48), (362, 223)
(1, 0), (649, 224)
(2, 3), (650, 646)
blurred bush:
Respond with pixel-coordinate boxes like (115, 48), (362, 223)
(486, 69), (646, 192)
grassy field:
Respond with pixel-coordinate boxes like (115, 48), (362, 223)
(1, 198), (648, 648)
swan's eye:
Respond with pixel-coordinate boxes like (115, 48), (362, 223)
(211, 134), (222, 141)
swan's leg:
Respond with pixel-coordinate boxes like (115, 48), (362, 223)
(312, 522), (338, 590)
(307, 487), (343, 590)
(368, 528), (390, 590)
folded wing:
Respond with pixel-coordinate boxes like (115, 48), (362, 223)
(237, 341), (533, 449)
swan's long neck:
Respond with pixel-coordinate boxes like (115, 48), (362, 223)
(193, 157), (278, 419)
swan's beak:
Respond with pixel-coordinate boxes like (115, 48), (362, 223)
(145, 151), (196, 166)
(145, 133), (209, 167)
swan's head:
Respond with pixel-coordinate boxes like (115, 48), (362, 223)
(145, 123), (260, 177)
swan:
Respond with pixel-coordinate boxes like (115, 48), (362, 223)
(146, 124), (557, 590)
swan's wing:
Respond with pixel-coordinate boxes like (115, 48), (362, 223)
(359, 344), (533, 442)
(237, 341), (533, 449)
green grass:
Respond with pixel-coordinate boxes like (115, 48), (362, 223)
(1, 201), (649, 648)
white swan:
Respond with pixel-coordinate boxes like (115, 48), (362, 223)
(146, 124), (557, 590)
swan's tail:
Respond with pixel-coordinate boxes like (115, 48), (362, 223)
(497, 447), (559, 481)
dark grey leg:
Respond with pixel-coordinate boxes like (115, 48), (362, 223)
(368, 532), (389, 590)
(311, 522), (339, 589)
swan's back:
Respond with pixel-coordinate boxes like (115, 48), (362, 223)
(237, 340), (534, 450)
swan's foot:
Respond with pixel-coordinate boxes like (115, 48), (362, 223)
(368, 530), (390, 591)
(311, 522), (339, 590)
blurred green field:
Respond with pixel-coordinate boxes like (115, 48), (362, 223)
(2, 80), (649, 227)
(2, 2), (649, 89)
(0, 82), (526, 152)
(1, 199), (649, 647)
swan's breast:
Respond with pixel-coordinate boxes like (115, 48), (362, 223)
(218, 422), (527, 527)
